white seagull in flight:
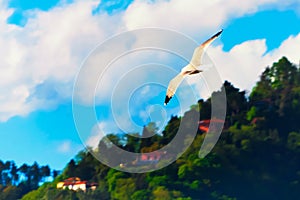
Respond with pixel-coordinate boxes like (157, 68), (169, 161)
(164, 29), (223, 105)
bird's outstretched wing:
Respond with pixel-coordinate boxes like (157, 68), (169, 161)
(164, 73), (185, 105)
(190, 29), (223, 67)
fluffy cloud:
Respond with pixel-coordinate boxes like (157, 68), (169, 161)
(271, 33), (300, 64)
(209, 33), (300, 92)
(123, 0), (282, 36)
(0, 0), (120, 121)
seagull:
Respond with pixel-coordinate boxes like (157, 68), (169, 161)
(164, 29), (223, 105)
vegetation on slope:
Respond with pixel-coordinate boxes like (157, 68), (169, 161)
(2, 57), (300, 199)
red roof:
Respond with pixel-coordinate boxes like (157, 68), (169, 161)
(61, 177), (88, 186)
(63, 181), (87, 186)
(198, 119), (225, 133)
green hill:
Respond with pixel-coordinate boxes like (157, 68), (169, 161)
(2, 56), (300, 200)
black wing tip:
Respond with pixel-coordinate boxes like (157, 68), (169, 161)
(164, 96), (172, 106)
(214, 29), (223, 38)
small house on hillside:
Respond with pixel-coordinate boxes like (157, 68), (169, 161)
(57, 177), (98, 192)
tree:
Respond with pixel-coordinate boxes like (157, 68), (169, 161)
(19, 164), (29, 179)
(40, 166), (50, 182)
(52, 170), (60, 179)
(123, 133), (141, 153)
(152, 186), (172, 200)
(223, 81), (248, 125)
(140, 122), (159, 152)
(29, 162), (41, 189)
(75, 151), (97, 181)
(0, 161), (4, 185)
(112, 178), (136, 200)
(131, 190), (151, 200)
(2, 161), (12, 186)
(161, 116), (180, 145)
(10, 162), (18, 186)
(64, 159), (77, 178)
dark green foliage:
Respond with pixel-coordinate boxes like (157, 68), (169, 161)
(0, 160), (54, 199)
(250, 56), (300, 136)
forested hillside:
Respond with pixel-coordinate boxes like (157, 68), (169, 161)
(4, 57), (300, 199)
(0, 161), (58, 199)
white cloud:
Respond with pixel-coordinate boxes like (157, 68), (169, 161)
(271, 33), (300, 64)
(86, 121), (118, 149)
(123, 0), (281, 36)
(209, 39), (269, 91)
(0, 0), (121, 121)
(57, 140), (72, 153)
(209, 33), (300, 92)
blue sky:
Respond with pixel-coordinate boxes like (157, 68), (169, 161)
(7, 0), (61, 26)
(221, 9), (300, 52)
(1, 0), (300, 170)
